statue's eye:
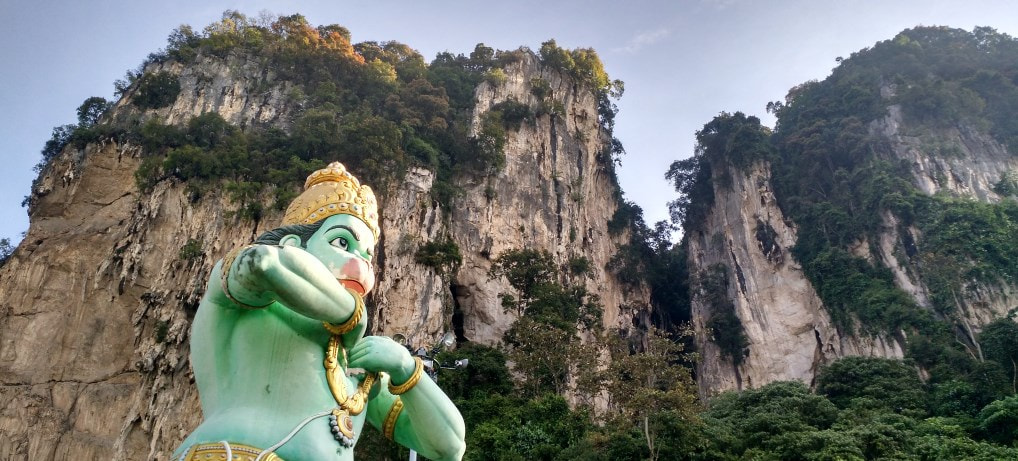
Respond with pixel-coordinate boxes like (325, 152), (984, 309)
(330, 237), (349, 250)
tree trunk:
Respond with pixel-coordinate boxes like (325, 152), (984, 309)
(644, 415), (657, 461)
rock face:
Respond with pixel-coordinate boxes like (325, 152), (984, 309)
(374, 53), (643, 343)
(0, 52), (646, 459)
(691, 103), (1017, 395)
(688, 162), (903, 396)
(870, 104), (1018, 326)
(374, 55), (645, 345)
(876, 104), (1018, 204)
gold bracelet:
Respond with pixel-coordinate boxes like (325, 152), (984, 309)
(388, 357), (424, 395)
(383, 398), (404, 440)
(220, 245), (271, 309)
(323, 288), (364, 335)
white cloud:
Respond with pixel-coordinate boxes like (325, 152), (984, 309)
(612, 27), (671, 54)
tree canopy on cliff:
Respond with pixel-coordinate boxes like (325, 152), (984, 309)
(769, 26), (1018, 343)
(32, 11), (626, 217)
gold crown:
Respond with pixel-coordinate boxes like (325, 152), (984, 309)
(282, 162), (379, 239)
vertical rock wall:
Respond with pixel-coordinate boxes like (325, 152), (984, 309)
(870, 104), (1018, 325)
(692, 101), (1016, 394)
(688, 162), (903, 395)
(0, 52), (648, 459)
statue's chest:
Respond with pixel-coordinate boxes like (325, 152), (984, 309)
(222, 311), (338, 396)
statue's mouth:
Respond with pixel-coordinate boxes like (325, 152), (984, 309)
(339, 279), (366, 296)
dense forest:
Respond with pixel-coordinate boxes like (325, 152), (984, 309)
(14, 13), (1018, 460)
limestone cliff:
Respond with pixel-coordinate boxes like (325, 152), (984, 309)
(688, 161), (904, 396)
(0, 49), (646, 460)
(374, 53), (644, 346)
(690, 45), (1018, 394)
(870, 103), (1018, 326)
(691, 117), (1017, 394)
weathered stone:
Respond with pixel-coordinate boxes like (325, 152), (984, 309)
(870, 104), (1018, 324)
(692, 102), (1017, 395)
(0, 51), (647, 459)
(689, 162), (903, 396)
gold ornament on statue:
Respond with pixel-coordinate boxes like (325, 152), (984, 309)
(324, 331), (377, 448)
(282, 162), (379, 239)
(383, 399), (404, 440)
(323, 290), (365, 335)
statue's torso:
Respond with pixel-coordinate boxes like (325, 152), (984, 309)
(178, 290), (364, 460)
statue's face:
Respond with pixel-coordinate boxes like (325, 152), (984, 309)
(293, 214), (376, 296)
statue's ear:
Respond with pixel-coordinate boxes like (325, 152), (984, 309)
(279, 234), (302, 247)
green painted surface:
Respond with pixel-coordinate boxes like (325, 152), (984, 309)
(175, 213), (465, 460)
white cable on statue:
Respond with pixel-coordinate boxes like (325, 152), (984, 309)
(255, 408), (335, 461)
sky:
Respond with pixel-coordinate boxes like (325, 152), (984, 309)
(1, 0), (1017, 246)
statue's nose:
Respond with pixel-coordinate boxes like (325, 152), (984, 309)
(340, 257), (375, 295)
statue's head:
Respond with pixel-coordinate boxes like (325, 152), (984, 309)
(273, 162), (379, 295)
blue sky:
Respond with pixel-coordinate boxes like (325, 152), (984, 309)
(2, 0), (1016, 245)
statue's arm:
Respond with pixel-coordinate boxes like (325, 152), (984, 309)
(220, 244), (356, 323)
(367, 375), (466, 461)
(355, 339), (466, 460)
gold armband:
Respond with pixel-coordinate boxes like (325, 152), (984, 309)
(388, 357), (424, 395)
(323, 289), (364, 335)
(220, 244), (272, 309)
(383, 398), (404, 440)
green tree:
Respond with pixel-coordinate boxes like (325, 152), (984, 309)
(166, 24), (199, 62)
(979, 316), (1018, 393)
(693, 264), (748, 365)
(435, 343), (513, 401)
(603, 328), (701, 461)
(132, 71), (181, 109)
(667, 114), (773, 231)
(767, 429), (865, 461)
(178, 238), (204, 261)
(0, 238), (14, 266)
(489, 249), (557, 309)
(415, 238), (462, 275)
(503, 317), (581, 395)
(468, 43), (495, 69)
(491, 248), (604, 400)
(699, 381), (840, 459)
(185, 111), (238, 148)
(976, 395), (1018, 445)
(75, 96), (112, 127)
(36, 124), (76, 172)
(465, 393), (590, 461)
(816, 357), (927, 415)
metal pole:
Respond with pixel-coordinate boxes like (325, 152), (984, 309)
(405, 335), (465, 461)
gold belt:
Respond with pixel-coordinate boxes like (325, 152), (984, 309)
(180, 442), (283, 461)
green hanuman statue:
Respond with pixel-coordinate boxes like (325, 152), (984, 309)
(174, 162), (466, 460)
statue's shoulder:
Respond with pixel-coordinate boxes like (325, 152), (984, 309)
(201, 259), (229, 304)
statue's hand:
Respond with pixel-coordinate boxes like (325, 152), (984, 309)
(347, 336), (417, 383)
